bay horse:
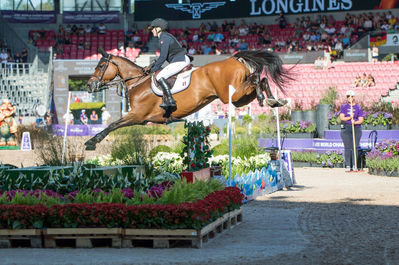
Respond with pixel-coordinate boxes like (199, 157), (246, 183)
(85, 48), (291, 150)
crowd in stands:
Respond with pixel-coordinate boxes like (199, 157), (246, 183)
(352, 73), (376, 87)
(0, 38), (28, 67)
(26, 10), (398, 61)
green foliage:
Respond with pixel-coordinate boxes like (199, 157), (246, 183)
(257, 113), (268, 122)
(180, 121), (213, 171)
(156, 179), (224, 205)
(320, 86), (338, 106)
(73, 189), (125, 204)
(235, 126), (247, 135)
(110, 127), (149, 165)
(281, 121), (316, 133)
(366, 157), (399, 173)
(210, 124), (221, 134)
(112, 124), (171, 136)
(212, 137), (264, 159)
(149, 145), (172, 158)
(242, 115), (253, 124)
(291, 151), (318, 163)
(316, 151), (344, 167)
(171, 141), (185, 154)
(0, 192), (64, 206)
(381, 53), (398, 61)
(0, 164), (151, 194)
(70, 102), (105, 110)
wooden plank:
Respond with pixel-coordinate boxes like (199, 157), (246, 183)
(44, 228), (121, 235)
(0, 229), (40, 236)
(124, 229), (197, 237)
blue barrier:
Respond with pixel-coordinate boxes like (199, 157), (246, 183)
(214, 160), (293, 203)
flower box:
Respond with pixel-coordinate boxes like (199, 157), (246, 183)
(285, 132), (315, 138)
(366, 125), (390, 130)
(181, 167), (211, 183)
(328, 124), (341, 130)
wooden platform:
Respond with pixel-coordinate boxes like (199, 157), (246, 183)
(0, 229), (42, 248)
(43, 228), (122, 248)
(122, 207), (243, 248)
(0, 207), (243, 248)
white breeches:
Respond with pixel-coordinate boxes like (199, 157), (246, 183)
(156, 55), (190, 81)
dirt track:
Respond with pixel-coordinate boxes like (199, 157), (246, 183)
(0, 164), (399, 264)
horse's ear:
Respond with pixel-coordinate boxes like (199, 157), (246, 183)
(98, 47), (108, 57)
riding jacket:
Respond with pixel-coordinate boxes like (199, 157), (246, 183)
(151, 31), (187, 73)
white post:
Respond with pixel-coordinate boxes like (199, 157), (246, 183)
(62, 91), (72, 164)
(274, 86), (284, 180)
(228, 85), (235, 179)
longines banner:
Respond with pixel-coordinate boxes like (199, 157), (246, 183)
(134, 0), (399, 21)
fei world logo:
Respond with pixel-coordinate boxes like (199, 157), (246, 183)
(165, 2), (226, 19)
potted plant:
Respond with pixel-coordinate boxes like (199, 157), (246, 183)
(180, 121), (213, 182)
(281, 121), (316, 138)
(328, 111), (341, 130)
(366, 112), (392, 130)
(317, 86), (337, 138)
(291, 101), (303, 122)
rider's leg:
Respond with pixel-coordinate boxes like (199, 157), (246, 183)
(261, 78), (288, 108)
(156, 56), (190, 111)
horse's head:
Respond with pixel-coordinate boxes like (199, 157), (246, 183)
(86, 48), (119, 93)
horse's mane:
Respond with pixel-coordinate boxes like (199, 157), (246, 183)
(233, 50), (293, 92)
(114, 55), (144, 70)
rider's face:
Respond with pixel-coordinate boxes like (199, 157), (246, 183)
(152, 27), (160, 37)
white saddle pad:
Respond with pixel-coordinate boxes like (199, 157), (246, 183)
(151, 68), (196, 96)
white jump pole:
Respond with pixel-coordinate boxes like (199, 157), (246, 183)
(228, 85), (235, 179)
(62, 91), (72, 164)
(274, 86), (284, 177)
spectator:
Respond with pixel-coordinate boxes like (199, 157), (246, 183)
(0, 49), (8, 66)
(44, 110), (53, 133)
(351, 74), (362, 87)
(21, 48), (28, 63)
(63, 110), (74, 125)
(80, 109), (88, 125)
(214, 32), (224, 43)
(278, 13), (287, 29)
(188, 46), (196, 55)
(360, 73), (368, 87)
(371, 44), (379, 63)
(91, 24), (98, 34)
(84, 25), (92, 34)
(322, 56), (332, 70)
(314, 56), (323, 69)
(90, 110), (98, 124)
(98, 23), (106, 34)
(365, 74), (375, 87)
(101, 107), (111, 125)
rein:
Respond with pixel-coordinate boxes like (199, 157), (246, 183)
(93, 54), (147, 97)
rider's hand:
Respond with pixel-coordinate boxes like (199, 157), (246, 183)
(143, 66), (151, 74)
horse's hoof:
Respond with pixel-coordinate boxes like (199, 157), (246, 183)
(85, 142), (96, 150)
(267, 98), (288, 108)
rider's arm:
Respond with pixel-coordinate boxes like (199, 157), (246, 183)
(151, 34), (171, 72)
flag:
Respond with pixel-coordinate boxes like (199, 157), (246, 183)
(369, 31), (387, 46)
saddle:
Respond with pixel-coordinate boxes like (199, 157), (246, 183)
(151, 64), (195, 96)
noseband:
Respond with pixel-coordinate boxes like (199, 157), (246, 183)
(92, 54), (146, 92)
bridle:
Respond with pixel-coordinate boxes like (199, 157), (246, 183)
(91, 53), (146, 95)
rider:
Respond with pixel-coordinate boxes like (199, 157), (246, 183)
(145, 18), (191, 113)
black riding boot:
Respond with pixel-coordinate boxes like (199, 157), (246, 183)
(158, 78), (177, 112)
(261, 78), (288, 108)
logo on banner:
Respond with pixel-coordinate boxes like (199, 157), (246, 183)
(165, 2), (225, 19)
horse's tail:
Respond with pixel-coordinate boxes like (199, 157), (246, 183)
(233, 50), (293, 94)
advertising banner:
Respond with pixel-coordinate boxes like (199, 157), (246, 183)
(385, 33), (399, 46)
(0, 11), (56, 23)
(134, 0), (399, 21)
(62, 11), (120, 23)
(344, 49), (368, 62)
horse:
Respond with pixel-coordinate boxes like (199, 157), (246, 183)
(84, 48), (292, 150)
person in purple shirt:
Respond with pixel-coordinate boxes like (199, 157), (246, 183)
(339, 90), (364, 172)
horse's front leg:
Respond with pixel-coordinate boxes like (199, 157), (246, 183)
(84, 116), (143, 150)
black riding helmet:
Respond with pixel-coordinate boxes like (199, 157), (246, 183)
(148, 18), (168, 31)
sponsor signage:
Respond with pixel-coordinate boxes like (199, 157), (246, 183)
(0, 11), (56, 23)
(279, 51), (323, 64)
(385, 33), (399, 46)
(52, 125), (106, 136)
(134, 0), (398, 21)
(62, 11), (120, 23)
(344, 49), (368, 62)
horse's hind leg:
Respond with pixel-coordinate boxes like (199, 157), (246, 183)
(261, 78), (288, 108)
(84, 116), (142, 150)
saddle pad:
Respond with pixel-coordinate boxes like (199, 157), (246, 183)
(151, 68), (196, 96)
